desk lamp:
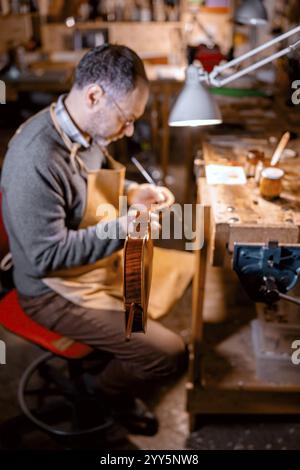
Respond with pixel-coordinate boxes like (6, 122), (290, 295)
(234, 0), (268, 26)
(235, 0), (268, 54)
(169, 25), (300, 127)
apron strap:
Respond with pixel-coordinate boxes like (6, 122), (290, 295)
(49, 103), (88, 174)
(99, 145), (110, 159)
(98, 144), (124, 171)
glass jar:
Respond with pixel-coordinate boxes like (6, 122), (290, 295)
(259, 167), (284, 199)
(245, 148), (264, 178)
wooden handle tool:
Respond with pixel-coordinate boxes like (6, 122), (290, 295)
(270, 131), (290, 166)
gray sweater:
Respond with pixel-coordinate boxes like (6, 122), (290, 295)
(1, 107), (128, 296)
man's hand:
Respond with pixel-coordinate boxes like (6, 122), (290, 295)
(119, 211), (160, 239)
(127, 183), (175, 211)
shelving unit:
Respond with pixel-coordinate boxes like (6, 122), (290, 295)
(0, 13), (34, 52)
(40, 20), (182, 57)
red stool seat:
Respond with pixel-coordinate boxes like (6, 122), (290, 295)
(0, 289), (92, 359)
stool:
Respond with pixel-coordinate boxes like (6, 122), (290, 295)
(0, 289), (113, 447)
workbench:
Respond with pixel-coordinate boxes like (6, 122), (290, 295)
(188, 137), (300, 431)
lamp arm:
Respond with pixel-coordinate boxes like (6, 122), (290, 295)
(210, 39), (300, 87)
(208, 25), (300, 87)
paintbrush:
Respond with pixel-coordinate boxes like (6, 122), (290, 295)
(131, 157), (157, 185)
(131, 157), (178, 216)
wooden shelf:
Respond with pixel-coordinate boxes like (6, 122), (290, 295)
(188, 286), (300, 418)
(0, 13), (33, 53)
(202, 322), (300, 393)
(41, 21), (183, 55)
(191, 257), (300, 395)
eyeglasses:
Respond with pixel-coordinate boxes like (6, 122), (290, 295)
(105, 92), (135, 130)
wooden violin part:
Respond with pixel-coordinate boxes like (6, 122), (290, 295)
(123, 212), (153, 340)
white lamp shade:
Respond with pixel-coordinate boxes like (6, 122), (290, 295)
(168, 65), (222, 127)
(235, 0), (268, 26)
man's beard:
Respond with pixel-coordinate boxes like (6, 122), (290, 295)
(86, 117), (123, 147)
(94, 132), (124, 147)
(94, 135), (110, 147)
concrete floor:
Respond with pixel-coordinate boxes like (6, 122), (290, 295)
(1, 283), (300, 450)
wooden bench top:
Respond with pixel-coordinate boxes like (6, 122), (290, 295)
(200, 139), (300, 266)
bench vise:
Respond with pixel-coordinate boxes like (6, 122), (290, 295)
(233, 241), (300, 305)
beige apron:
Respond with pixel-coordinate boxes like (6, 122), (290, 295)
(43, 104), (195, 318)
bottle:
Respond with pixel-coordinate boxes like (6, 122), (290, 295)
(140, 0), (151, 21)
(153, 0), (165, 21)
(102, 0), (116, 21)
(11, 0), (20, 14)
(245, 149), (264, 178)
(0, 0), (11, 15)
(115, 0), (125, 21)
(20, 1), (30, 14)
(131, 1), (140, 21)
(78, 2), (91, 21)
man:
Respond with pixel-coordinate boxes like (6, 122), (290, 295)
(1, 45), (186, 435)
